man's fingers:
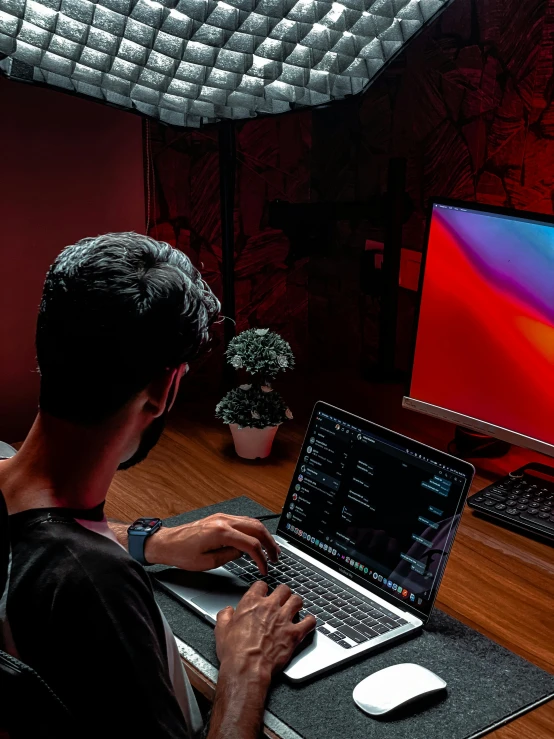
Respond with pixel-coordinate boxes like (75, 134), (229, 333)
(268, 583), (292, 606)
(294, 614), (317, 642)
(282, 592), (304, 619)
(242, 580), (269, 601)
(230, 517), (280, 563)
(223, 529), (269, 575)
(216, 605), (234, 628)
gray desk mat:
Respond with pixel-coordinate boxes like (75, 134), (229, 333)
(151, 496), (554, 739)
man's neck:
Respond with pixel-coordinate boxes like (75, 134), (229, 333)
(0, 411), (126, 515)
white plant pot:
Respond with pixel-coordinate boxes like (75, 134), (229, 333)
(229, 424), (279, 459)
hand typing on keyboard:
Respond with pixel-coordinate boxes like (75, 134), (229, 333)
(209, 582), (315, 739)
(224, 551), (408, 650)
(144, 513), (280, 574)
(216, 581), (316, 677)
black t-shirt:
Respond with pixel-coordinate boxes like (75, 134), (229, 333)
(3, 503), (197, 738)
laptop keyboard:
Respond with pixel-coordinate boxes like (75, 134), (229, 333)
(223, 551), (409, 649)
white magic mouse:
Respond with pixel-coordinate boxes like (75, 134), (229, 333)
(353, 663), (447, 716)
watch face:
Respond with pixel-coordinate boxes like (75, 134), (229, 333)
(130, 518), (162, 533)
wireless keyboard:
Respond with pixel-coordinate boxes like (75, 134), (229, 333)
(467, 463), (554, 542)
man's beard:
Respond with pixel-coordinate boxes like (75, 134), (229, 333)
(118, 411), (167, 471)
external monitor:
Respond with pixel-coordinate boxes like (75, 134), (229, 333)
(403, 199), (554, 459)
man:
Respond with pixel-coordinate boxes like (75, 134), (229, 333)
(0, 233), (315, 738)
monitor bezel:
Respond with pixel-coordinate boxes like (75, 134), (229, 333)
(403, 197), (554, 459)
(277, 400), (475, 625)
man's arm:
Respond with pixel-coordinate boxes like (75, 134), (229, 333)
(207, 664), (271, 739)
(207, 582), (316, 739)
(108, 514), (280, 574)
(107, 520), (129, 548)
(108, 519), (314, 738)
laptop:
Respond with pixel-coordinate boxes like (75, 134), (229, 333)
(156, 401), (475, 682)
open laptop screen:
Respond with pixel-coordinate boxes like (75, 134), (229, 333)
(277, 402), (474, 621)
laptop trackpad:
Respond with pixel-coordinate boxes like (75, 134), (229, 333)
(158, 567), (250, 619)
(157, 567), (248, 593)
(191, 591), (245, 619)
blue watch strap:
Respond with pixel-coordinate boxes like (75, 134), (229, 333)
(128, 519), (162, 565)
(128, 529), (148, 565)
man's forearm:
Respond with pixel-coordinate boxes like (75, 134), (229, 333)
(107, 519), (170, 564)
(107, 520), (129, 550)
(207, 663), (271, 739)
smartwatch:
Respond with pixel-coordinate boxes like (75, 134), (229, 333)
(128, 518), (163, 565)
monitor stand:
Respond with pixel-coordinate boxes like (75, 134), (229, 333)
(450, 426), (511, 459)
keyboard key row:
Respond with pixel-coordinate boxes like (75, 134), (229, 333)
(226, 553), (408, 645)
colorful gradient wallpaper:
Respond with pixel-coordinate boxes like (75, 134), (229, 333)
(410, 204), (554, 449)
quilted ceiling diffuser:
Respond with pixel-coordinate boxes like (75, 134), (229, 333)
(0, 0), (449, 127)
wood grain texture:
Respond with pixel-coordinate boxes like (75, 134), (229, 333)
(105, 380), (554, 738)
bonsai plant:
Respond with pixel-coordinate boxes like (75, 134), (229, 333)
(216, 328), (295, 459)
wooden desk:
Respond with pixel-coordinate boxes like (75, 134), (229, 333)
(106, 395), (554, 739)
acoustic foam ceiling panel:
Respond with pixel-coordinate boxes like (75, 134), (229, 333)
(0, 0), (449, 127)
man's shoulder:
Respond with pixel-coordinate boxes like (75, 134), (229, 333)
(10, 511), (148, 596)
(8, 510), (166, 648)
(6, 512), (193, 739)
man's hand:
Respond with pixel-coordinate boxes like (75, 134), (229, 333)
(144, 514), (280, 575)
(207, 583), (316, 739)
(215, 581), (316, 679)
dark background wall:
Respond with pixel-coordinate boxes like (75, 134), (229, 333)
(0, 78), (145, 441)
(2, 0), (552, 439)
(144, 112), (312, 389)
(147, 0), (554, 392)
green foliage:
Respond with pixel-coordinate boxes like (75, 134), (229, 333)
(217, 328), (295, 428)
(216, 384), (292, 429)
(225, 328), (295, 380)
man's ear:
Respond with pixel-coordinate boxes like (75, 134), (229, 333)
(167, 363), (188, 412)
(146, 363), (187, 418)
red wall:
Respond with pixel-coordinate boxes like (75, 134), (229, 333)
(0, 78), (145, 442)
(148, 0), (554, 386)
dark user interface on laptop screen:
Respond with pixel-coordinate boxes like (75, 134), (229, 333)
(278, 407), (469, 614)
